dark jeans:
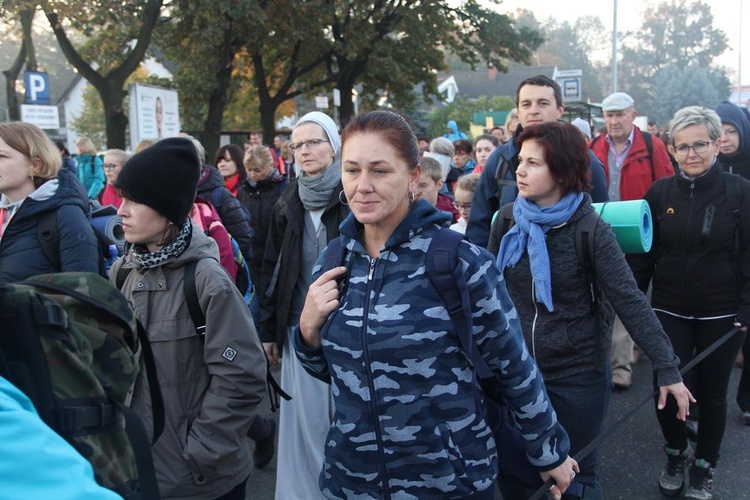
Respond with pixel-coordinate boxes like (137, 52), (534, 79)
(654, 313), (744, 465)
(737, 331), (750, 412)
(213, 476), (248, 500)
(499, 367), (611, 500)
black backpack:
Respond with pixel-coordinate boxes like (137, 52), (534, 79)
(320, 228), (584, 493)
(37, 203), (121, 277)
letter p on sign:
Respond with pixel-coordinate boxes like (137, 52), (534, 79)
(24, 71), (51, 105)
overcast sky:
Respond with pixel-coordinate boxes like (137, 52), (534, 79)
(494, 0), (748, 86)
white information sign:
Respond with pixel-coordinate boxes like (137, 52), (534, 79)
(20, 104), (60, 129)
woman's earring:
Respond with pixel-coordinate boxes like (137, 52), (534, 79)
(339, 190), (349, 205)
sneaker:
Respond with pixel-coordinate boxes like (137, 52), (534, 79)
(253, 418), (277, 469)
(658, 445), (690, 497)
(742, 411), (750, 426)
(684, 458), (714, 500)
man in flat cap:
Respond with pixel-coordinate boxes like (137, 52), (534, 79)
(590, 91), (675, 389)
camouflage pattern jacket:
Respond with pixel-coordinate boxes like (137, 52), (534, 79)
(111, 223), (267, 499)
(294, 200), (568, 499)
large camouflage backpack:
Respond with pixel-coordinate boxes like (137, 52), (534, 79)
(0, 272), (164, 500)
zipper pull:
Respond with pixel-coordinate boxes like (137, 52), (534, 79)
(368, 257), (376, 280)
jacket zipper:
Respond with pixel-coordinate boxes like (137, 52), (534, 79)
(361, 255), (391, 498)
(685, 182), (696, 312)
(530, 280), (539, 360)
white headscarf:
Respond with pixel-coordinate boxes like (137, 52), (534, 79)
(294, 111), (341, 154)
(293, 112), (342, 210)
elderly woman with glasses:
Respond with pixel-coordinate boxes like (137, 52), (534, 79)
(629, 106), (750, 499)
(259, 111), (350, 499)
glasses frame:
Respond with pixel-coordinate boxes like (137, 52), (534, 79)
(672, 141), (711, 157)
(103, 163), (120, 170)
(290, 138), (329, 152)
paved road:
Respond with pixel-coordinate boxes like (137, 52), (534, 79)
(247, 355), (750, 499)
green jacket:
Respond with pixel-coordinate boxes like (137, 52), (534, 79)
(111, 223), (267, 499)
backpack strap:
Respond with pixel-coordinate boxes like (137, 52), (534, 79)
(182, 259), (291, 409)
(426, 228), (493, 380)
(183, 260), (206, 336)
(498, 203), (515, 238)
(642, 131), (655, 182)
(322, 237), (345, 272)
(574, 209), (604, 371)
(724, 172), (743, 258)
(495, 155), (519, 189)
(211, 186), (223, 211)
(134, 319), (165, 444)
(37, 210), (61, 271)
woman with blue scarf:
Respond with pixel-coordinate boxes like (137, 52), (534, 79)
(488, 121), (692, 499)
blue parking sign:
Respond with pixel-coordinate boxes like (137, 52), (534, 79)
(24, 71), (51, 105)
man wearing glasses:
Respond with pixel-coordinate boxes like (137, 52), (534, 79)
(590, 91), (675, 390)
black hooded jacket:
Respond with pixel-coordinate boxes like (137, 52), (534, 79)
(197, 165), (254, 262)
(630, 162), (750, 324)
(715, 101), (750, 180)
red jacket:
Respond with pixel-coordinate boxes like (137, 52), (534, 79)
(98, 183), (123, 209)
(436, 193), (459, 222)
(590, 127), (674, 201)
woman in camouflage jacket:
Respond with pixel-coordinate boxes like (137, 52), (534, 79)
(295, 111), (578, 500)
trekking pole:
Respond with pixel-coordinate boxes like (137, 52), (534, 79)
(527, 326), (741, 500)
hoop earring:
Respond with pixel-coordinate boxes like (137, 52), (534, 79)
(407, 190), (416, 207)
(338, 190), (349, 205)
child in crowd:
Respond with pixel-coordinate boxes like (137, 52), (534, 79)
(452, 139), (476, 175)
(472, 134), (499, 174)
(449, 174), (479, 234)
(416, 156), (459, 221)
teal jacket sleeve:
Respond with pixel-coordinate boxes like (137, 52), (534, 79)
(87, 156), (106, 199)
(0, 376), (121, 500)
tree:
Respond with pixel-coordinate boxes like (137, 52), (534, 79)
(536, 16), (609, 103)
(322, 0), (544, 125)
(617, 0), (729, 114)
(427, 94), (516, 139)
(69, 66), (170, 149)
(155, 0), (265, 156)
(157, 0), (331, 151)
(42, 0), (163, 148)
(1, 7), (79, 116)
(2, 3), (38, 121)
(648, 63), (729, 124)
(244, 0), (334, 142)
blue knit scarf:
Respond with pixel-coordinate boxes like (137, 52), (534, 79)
(497, 192), (584, 312)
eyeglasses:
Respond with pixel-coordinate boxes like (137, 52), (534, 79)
(452, 202), (472, 210)
(673, 141), (711, 157)
(103, 163), (120, 170)
(290, 138), (329, 152)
